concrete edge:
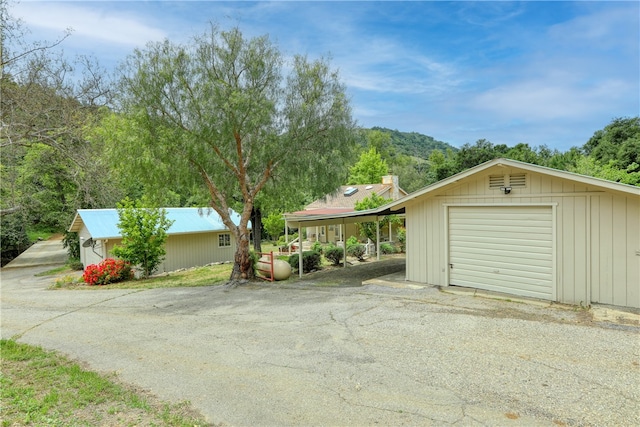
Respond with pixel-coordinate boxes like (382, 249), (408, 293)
(363, 274), (640, 326)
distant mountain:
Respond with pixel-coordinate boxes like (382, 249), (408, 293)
(367, 127), (458, 160)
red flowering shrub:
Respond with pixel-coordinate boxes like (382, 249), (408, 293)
(82, 258), (133, 286)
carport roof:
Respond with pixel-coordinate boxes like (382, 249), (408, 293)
(284, 158), (639, 227)
(68, 208), (246, 239)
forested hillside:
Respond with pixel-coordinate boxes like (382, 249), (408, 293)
(367, 127), (457, 159)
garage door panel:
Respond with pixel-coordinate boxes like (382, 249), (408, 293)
(451, 276), (553, 299)
(450, 250), (552, 268)
(450, 243), (553, 259)
(450, 229), (552, 242)
(449, 206), (554, 300)
(452, 272), (552, 292)
(450, 261), (553, 280)
(449, 231), (553, 248)
(450, 210), (550, 221)
(449, 222), (552, 231)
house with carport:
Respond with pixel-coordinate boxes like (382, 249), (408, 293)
(286, 175), (407, 246)
(68, 208), (246, 273)
(286, 158), (640, 309)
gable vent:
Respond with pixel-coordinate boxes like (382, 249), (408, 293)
(509, 173), (527, 187)
(489, 175), (505, 189)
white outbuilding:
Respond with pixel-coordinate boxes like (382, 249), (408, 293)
(391, 158), (639, 309)
(68, 208), (245, 273)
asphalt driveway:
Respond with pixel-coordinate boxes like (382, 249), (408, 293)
(1, 263), (639, 426)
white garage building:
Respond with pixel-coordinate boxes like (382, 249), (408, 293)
(392, 158), (639, 309)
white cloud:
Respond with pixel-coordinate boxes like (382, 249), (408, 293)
(470, 78), (632, 121)
(12, 2), (166, 47)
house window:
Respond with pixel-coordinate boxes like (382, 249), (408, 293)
(218, 233), (231, 247)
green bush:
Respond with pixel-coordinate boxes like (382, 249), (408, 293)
(288, 251), (321, 273)
(380, 242), (396, 254)
(62, 231), (80, 260)
(311, 240), (323, 254)
(277, 233), (298, 247)
(68, 259), (84, 271)
(346, 236), (359, 247)
(396, 226), (406, 252)
(324, 245), (344, 266)
(111, 198), (173, 278)
(347, 244), (366, 261)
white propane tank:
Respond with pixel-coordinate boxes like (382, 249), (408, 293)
(257, 257), (292, 281)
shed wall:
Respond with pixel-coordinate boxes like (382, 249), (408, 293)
(405, 167), (640, 308)
(102, 232), (236, 273)
(78, 225), (106, 267)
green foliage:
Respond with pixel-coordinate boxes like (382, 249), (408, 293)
(348, 148), (389, 184)
(346, 243), (366, 261)
(111, 25), (356, 280)
(111, 198), (174, 278)
(277, 232), (298, 247)
(396, 226), (406, 252)
(263, 211), (285, 241)
(62, 231), (80, 261)
(1, 212), (30, 265)
(324, 244), (344, 266)
(584, 117), (640, 169)
(571, 157), (640, 186)
(288, 251), (322, 273)
(346, 236), (360, 247)
(17, 144), (77, 230)
(68, 260), (84, 271)
(0, 339), (207, 426)
(380, 242), (397, 254)
(456, 139), (509, 171)
(367, 127), (456, 159)
(311, 240), (323, 254)
(354, 193), (400, 244)
(426, 149), (458, 184)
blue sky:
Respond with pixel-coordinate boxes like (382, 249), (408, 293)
(10, 1), (639, 151)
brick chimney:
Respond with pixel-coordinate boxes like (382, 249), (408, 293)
(382, 175), (400, 200)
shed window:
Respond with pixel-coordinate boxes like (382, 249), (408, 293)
(218, 233), (231, 247)
(509, 173), (527, 187)
(489, 175), (505, 189)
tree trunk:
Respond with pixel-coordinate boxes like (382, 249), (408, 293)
(251, 206), (263, 253)
(230, 225), (255, 281)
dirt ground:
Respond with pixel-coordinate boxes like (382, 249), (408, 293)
(285, 254), (406, 287)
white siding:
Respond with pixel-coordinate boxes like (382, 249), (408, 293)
(160, 232), (235, 272)
(101, 232), (236, 273)
(405, 165), (640, 308)
(78, 225), (106, 267)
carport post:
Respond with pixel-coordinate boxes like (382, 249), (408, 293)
(376, 218), (380, 261)
(298, 224), (303, 278)
(343, 217), (347, 269)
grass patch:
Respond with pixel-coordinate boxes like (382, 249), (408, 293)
(0, 339), (210, 426)
(36, 265), (73, 277)
(50, 264), (233, 290)
(26, 228), (58, 243)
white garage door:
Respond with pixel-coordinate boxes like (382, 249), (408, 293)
(449, 206), (554, 300)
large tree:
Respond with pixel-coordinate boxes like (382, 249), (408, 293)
(348, 148), (388, 184)
(112, 26), (356, 282)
